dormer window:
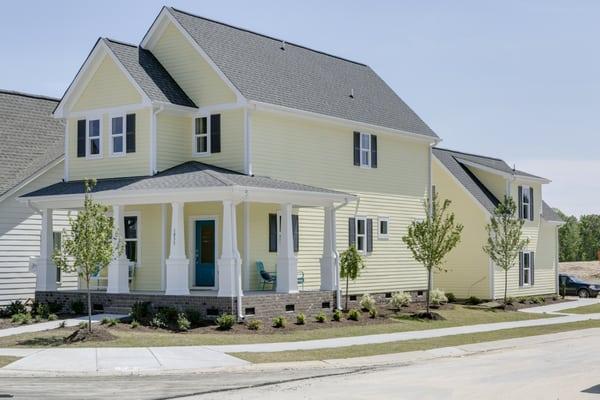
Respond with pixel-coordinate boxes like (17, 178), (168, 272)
(353, 132), (377, 168)
(193, 114), (221, 156)
(518, 185), (534, 221)
(86, 119), (101, 158)
(110, 115), (125, 156)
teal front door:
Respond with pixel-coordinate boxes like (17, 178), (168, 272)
(195, 220), (216, 287)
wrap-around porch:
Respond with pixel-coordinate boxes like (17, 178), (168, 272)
(22, 162), (355, 318)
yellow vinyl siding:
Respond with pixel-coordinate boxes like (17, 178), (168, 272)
(432, 160), (491, 299)
(247, 203), (279, 290)
(71, 56), (142, 112)
(251, 111), (430, 294)
(67, 108), (151, 180)
(150, 22), (236, 107)
(126, 205), (162, 291)
(469, 168), (507, 201)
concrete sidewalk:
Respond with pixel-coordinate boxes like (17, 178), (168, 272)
(518, 297), (600, 314)
(0, 298), (598, 376)
(0, 313), (127, 338)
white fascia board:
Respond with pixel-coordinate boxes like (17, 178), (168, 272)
(514, 175), (551, 184)
(0, 157), (64, 204)
(455, 158), (513, 180)
(432, 156), (492, 217)
(249, 100), (440, 145)
(141, 7), (246, 103)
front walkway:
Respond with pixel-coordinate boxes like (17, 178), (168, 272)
(0, 298), (598, 375)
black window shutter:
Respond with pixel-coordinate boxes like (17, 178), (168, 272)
(268, 214), (277, 253)
(77, 119), (86, 157)
(518, 251), (524, 287)
(126, 113), (136, 153)
(349, 218), (356, 247)
(210, 114), (221, 153)
(353, 132), (360, 166)
(530, 252), (535, 285)
(292, 214), (299, 253)
(529, 188), (534, 221)
(371, 135), (377, 168)
(518, 186), (523, 219)
(367, 218), (373, 252)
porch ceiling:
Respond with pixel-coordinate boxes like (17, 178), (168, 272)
(19, 161), (355, 208)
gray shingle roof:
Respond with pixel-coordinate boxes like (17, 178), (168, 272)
(22, 161), (348, 198)
(433, 148), (500, 213)
(167, 8), (437, 138)
(542, 201), (562, 222)
(104, 39), (196, 108)
(449, 149), (546, 180)
(0, 90), (63, 197)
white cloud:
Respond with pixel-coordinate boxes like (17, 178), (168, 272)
(514, 159), (600, 217)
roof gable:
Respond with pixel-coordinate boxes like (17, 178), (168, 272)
(0, 90), (63, 197)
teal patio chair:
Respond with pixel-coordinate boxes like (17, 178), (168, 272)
(256, 261), (276, 290)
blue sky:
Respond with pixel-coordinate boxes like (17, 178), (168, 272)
(1, 1), (598, 216)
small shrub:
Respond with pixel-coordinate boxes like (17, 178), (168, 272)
(532, 296), (545, 304)
(369, 308), (378, 318)
(177, 313), (191, 331)
(216, 313), (236, 330)
(47, 313), (58, 321)
(131, 320), (140, 329)
(78, 321), (87, 329)
(185, 310), (202, 327)
(34, 303), (50, 319)
(296, 313), (306, 325)
(107, 318), (118, 327)
(100, 317), (110, 325)
(517, 296), (527, 304)
(359, 294), (376, 311)
(7, 301), (26, 316)
(70, 299), (85, 315)
(34, 315), (43, 323)
(11, 313), (31, 325)
(332, 309), (342, 322)
(430, 289), (448, 306)
(246, 319), (261, 330)
(465, 296), (482, 305)
(505, 297), (515, 306)
(348, 309), (361, 321)
(150, 316), (166, 329)
(446, 293), (456, 303)
(315, 311), (326, 323)
(131, 301), (153, 323)
(156, 307), (178, 324)
(272, 316), (287, 328)
(390, 292), (411, 309)
(47, 301), (63, 314)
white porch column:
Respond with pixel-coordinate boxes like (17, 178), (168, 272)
(36, 208), (57, 291)
(218, 200), (242, 297)
(165, 202), (190, 295)
(107, 205), (130, 294)
(320, 206), (337, 290)
(276, 203), (298, 293)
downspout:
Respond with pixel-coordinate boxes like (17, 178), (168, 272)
(151, 105), (164, 175)
(335, 197), (351, 310)
(237, 191), (250, 321)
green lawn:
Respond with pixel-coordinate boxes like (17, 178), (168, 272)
(0, 356), (20, 368)
(232, 319), (600, 363)
(560, 303), (600, 314)
(0, 306), (553, 348)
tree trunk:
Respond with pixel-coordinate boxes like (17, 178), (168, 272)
(504, 269), (508, 306)
(426, 267), (432, 315)
(86, 277), (92, 332)
(345, 275), (350, 311)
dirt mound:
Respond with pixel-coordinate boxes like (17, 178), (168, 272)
(411, 311), (445, 320)
(64, 326), (116, 344)
(560, 261), (600, 283)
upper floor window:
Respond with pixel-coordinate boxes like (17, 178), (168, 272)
(193, 114), (221, 156)
(87, 119), (101, 158)
(353, 132), (377, 168)
(378, 216), (389, 240)
(519, 185), (534, 221)
(110, 116), (125, 156)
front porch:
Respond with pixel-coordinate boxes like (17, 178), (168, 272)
(22, 162), (355, 319)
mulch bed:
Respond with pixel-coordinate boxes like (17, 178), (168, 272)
(64, 326), (117, 344)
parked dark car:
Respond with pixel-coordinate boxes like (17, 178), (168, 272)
(559, 274), (600, 298)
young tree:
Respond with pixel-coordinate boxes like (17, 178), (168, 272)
(483, 196), (529, 306)
(339, 245), (366, 310)
(403, 193), (463, 316)
(53, 180), (122, 332)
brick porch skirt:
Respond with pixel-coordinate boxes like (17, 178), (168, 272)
(35, 290), (337, 320)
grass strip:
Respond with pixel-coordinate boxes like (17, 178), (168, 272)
(560, 303), (600, 314)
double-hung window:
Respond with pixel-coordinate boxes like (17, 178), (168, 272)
(86, 118), (101, 158)
(356, 217), (367, 251)
(53, 231), (62, 283)
(520, 251), (535, 286)
(353, 132), (377, 168)
(194, 116), (209, 155)
(378, 216), (389, 240)
(124, 215), (139, 265)
(360, 133), (371, 167)
(521, 186), (531, 220)
(110, 115), (125, 156)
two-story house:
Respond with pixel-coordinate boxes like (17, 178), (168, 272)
(20, 7), (440, 318)
(432, 148), (562, 300)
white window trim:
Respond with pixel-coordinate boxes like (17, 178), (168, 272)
(124, 212), (141, 268)
(378, 216), (390, 240)
(85, 117), (103, 160)
(521, 186), (531, 221)
(522, 251), (532, 287)
(192, 115), (211, 157)
(355, 216), (367, 254)
(275, 211), (299, 253)
(359, 132), (371, 168)
(52, 230), (63, 284)
(109, 114), (126, 157)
